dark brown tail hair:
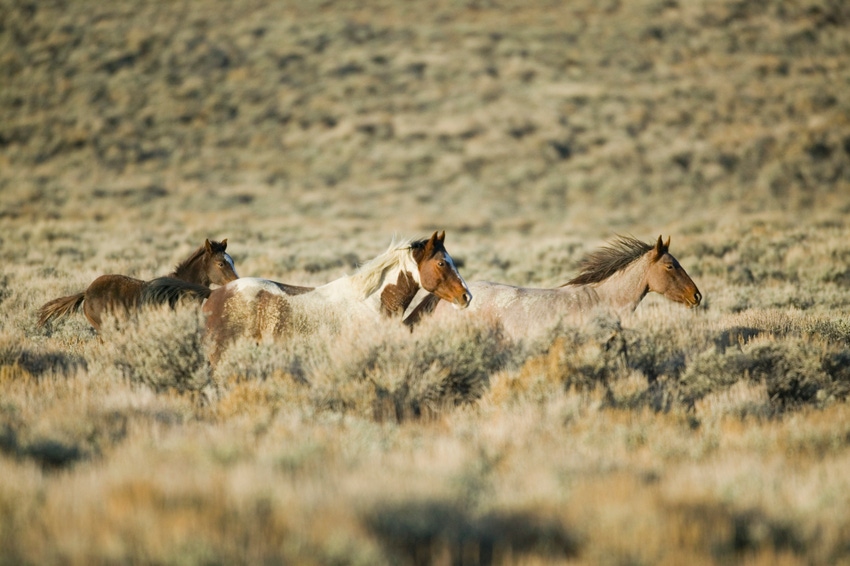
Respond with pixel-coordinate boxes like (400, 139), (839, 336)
(141, 277), (211, 308)
(37, 292), (86, 327)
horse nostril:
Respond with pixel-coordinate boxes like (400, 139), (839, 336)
(694, 291), (702, 305)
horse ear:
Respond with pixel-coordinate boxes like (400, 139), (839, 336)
(663, 236), (670, 250)
(420, 231), (439, 259)
(205, 239), (213, 253)
(221, 238), (228, 250)
(653, 235), (666, 260)
(437, 230), (445, 243)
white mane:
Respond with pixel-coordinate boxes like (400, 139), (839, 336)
(347, 238), (417, 300)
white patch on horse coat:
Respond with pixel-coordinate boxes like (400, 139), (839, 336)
(446, 255), (471, 306)
(232, 277), (287, 298)
(224, 253), (238, 277)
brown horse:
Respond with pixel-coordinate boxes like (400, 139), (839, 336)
(404, 235), (701, 341)
(37, 239), (239, 332)
(204, 231), (471, 362)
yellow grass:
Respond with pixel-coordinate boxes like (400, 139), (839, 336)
(3, 0), (850, 563)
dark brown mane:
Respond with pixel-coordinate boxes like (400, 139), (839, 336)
(562, 235), (653, 286)
(409, 238), (428, 253)
(409, 235), (444, 261)
(168, 240), (227, 278)
(167, 244), (207, 278)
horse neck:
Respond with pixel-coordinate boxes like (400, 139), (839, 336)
(584, 254), (651, 313)
(351, 252), (421, 317)
(168, 249), (208, 285)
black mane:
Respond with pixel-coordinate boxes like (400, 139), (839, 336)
(563, 236), (653, 286)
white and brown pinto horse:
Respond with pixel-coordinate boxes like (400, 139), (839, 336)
(204, 231), (471, 362)
(405, 235), (701, 341)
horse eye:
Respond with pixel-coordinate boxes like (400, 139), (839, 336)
(438, 261), (445, 267)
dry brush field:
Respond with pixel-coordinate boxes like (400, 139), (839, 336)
(3, 0), (850, 563)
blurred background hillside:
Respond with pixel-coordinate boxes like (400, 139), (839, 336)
(2, 0), (849, 265)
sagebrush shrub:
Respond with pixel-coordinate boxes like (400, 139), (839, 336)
(552, 313), (629, 390)
(679, 337), (835, 411)
(213, 336), (308, 384)
(96, 306), (210, 393)
(276, 317), (511, 421)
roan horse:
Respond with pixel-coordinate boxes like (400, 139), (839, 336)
(203, 231), (471, 362)
(37, 239), (239, 332)
(404, 235), (701, 341)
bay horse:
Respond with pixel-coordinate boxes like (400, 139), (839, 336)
(404, 235), (701, 341)
(37, 239), (239, 332)
(204, 231), (471, 362)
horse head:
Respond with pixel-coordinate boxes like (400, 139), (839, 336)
(204, 239), (239, 286)
(412, 231), (471, 309)
(646, 235), (701, 307)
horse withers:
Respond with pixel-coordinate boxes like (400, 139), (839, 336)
(204, 231), (471, 362)
(37, 239), (239, 332)
(404, 235), (701, 341)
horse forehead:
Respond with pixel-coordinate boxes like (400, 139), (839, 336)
(428, 248), (456, 266)
(420, 242), (447, 260)
(656, 252), (680, 268)
(421, 250), (455, 276)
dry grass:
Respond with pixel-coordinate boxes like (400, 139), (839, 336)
(3, 0), (850, 563)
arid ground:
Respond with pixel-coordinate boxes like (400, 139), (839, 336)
(2, 0), (850, 563)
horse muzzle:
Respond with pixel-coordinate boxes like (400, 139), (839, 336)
(688, 290), (702, 308)
(453, 290), (472, 309)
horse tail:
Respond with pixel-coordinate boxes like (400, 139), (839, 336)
(37, 292), (86, 327)
(142, 277), (211, 308)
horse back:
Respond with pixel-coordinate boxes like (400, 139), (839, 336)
(271, 281), (314, 295)
(423, 281), (601, 341)
(83, 274), (146, 330)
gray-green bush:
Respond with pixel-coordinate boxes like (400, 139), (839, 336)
(96, 306), (211, 394)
